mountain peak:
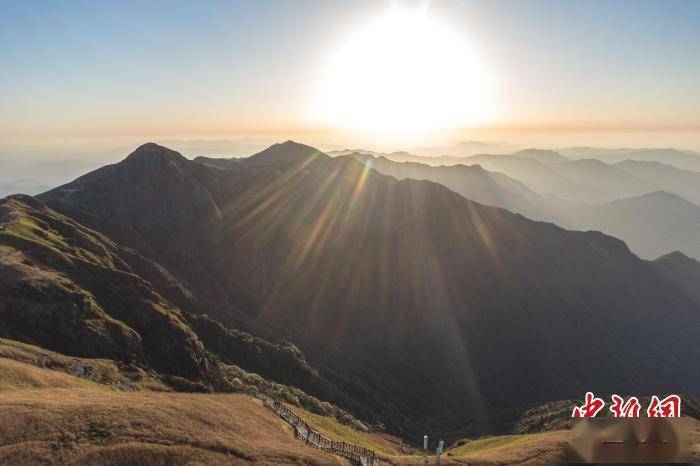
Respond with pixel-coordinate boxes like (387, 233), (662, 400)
(511, 148), (566, 163)
(124, 143), (188, 165)
(652, 250), (700, 304)
(598, 191), (696, 212)
(246, 140), (329, 167)
(568, 158), (608, 168)
(654, 250), (694, 263)
(635, 190), (688, 203)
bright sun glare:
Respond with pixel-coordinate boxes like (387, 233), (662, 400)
(315, 4), (492, 135)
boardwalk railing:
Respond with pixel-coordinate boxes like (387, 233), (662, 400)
(262, 396), (380, 466)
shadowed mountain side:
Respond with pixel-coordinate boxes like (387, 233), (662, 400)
(652, 251), (700, 305)
(36, 142), (700, 438)
(39, 145), (221, 280)
(340, 153), (700, 260)
(0, 195), (379, 419)
(0, 195), (206, 377)
(194, 156), (244, 170)
(38, 144), (260, 328)
(39, 142), (334, 323)
(347, 153), (559, 221)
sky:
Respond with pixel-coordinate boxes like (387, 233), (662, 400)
(1, 0), (699, 150)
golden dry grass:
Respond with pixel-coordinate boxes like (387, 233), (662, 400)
(0, 357), (346, 465)
(447, 433), (547, 456)
(383, 431), (569, 464)
(0, 356), (570, 464)
(4, 352), (699, 465)
(388, 421), (700, 464)
(291, 400), (572, 464)
(289, 403), (404, 456)
(0, 358), (104, 391)
(0, 338), (169, 391)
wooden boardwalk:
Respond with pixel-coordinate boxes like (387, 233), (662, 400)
(263, 397), (381, 466)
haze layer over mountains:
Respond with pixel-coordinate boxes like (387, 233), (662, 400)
(332, 145), (700, 260)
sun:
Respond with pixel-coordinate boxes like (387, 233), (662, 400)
(314, 5), (492, 136)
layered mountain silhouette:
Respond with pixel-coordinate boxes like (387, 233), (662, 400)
(338, 148), (664, 204)
(461, 154), (658, 204)
(615, 159), (700, 206)
(347, 152), (556, 221)
(328, 148), (469, 167)
(568, 191), (700, 260)
(559, 147), (700, 172)
(2, 141), (700, 439)
(510, 148), (568, 163)
(342, 152), (700, 259)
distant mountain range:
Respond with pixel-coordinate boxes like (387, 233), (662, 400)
(568, 191), (700, 260)
(558, 147), (700, 171)
(334, 144), (700, 176)
(337, 148), (700, 259)
(345, 152), (556, 221)
(614, 159), (700, 206)
(461, 154), (657, 204)
(328, 149), (471, 167)
(0, 178), (52, 198)
(411, 140), (521, 158)
(2, 141), (699, 440)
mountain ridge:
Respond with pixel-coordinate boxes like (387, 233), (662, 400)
(347, 151), (559, 221)
(4, 141), (699, 439)
(570, 190), (700, 259)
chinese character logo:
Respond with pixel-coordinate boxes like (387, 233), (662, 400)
(572, 393), (681, 418)
(572, 392), (605, 418)
(647, 395), (681, 418)
(609, 394), (641, 418)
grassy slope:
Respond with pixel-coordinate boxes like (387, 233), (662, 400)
(383, 432), (569, 465)
(0, 337), (169, 391)
(441, 432), (569, 464)
(0, 355), (569, 465)
(0, 197), (369, 424)
(0, 358), (103, 391)
(289, 403), (404, 456)
(447, 433), (546, 456)
(288, 403), (573, 464)
(0, 356), (345, 465)
(0, 197), (206, 377)
(2, 352), (699, 465)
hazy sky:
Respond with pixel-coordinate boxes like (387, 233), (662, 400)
(2, 0), (699, 148)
